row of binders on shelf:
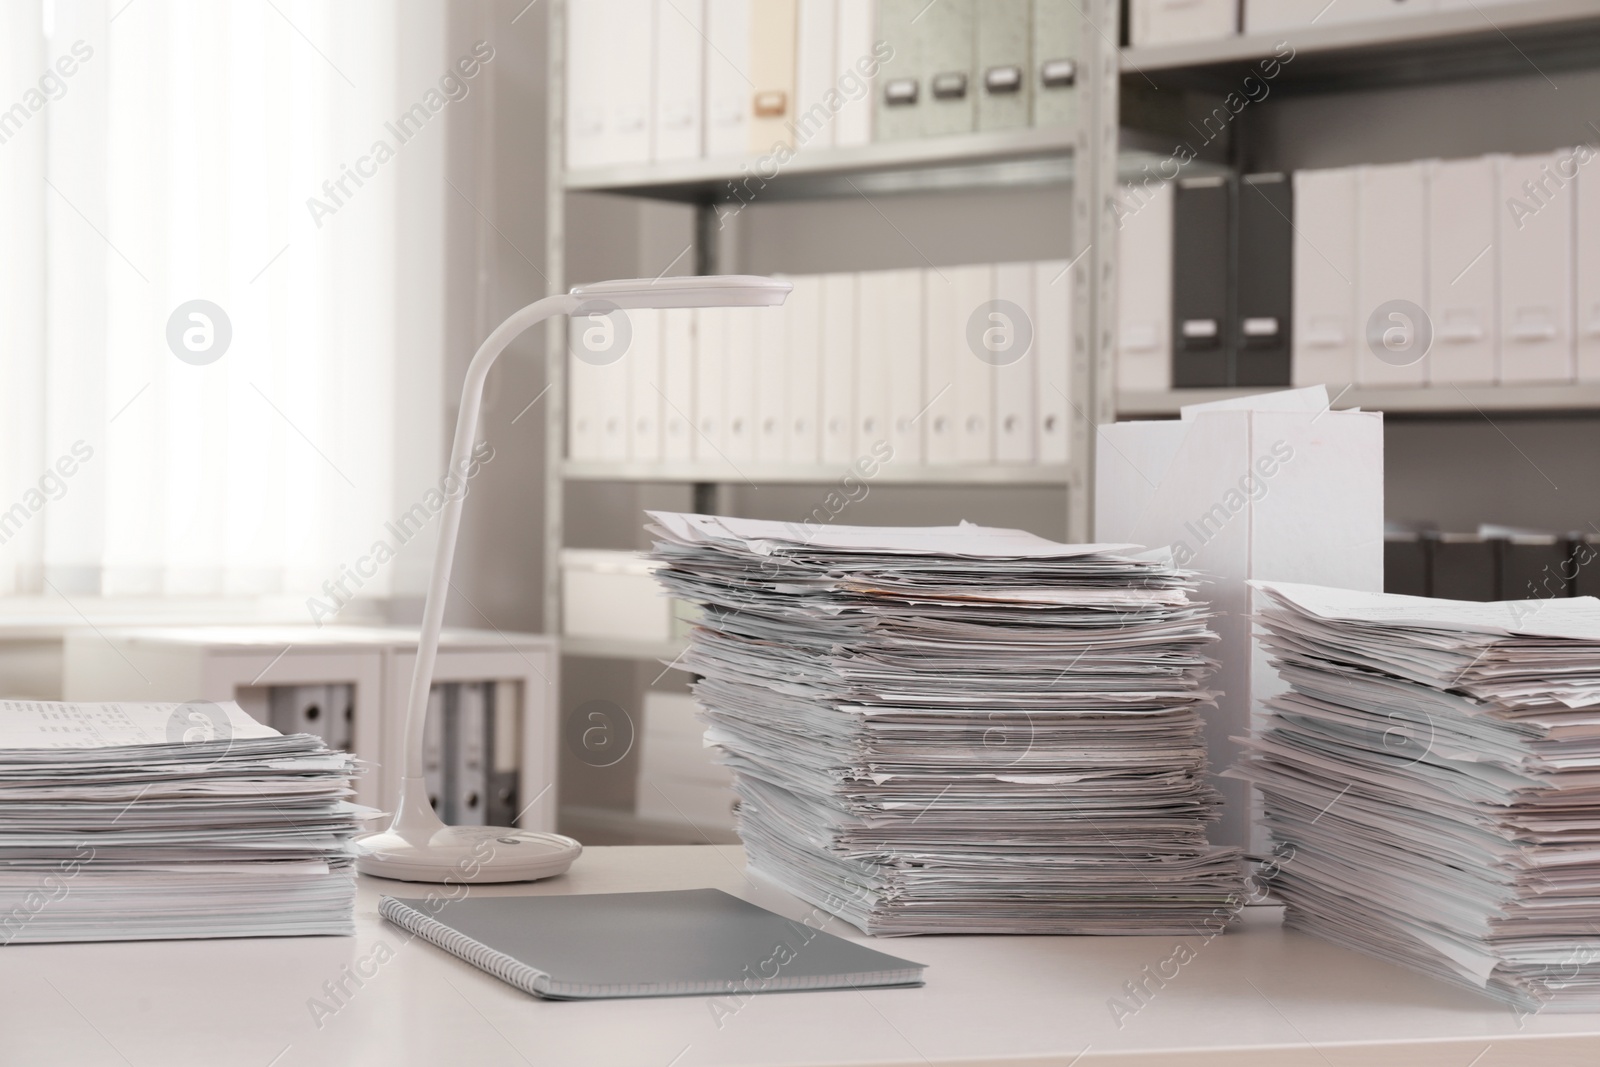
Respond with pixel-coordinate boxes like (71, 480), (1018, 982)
(568, 261), (1074, 469)
(1385, 525), (1600, 602)
(267, 684), (354, 751)
(1117, 148), (1600, 392)
(565, 0), (1077, 170)
(420, 681), (521, 828)
(1117, 172), (1293, 390)
(1131, 0), (1541, 48)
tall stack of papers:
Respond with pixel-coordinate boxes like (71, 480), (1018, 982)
(0, 700), (365, 943)
(647, 512), (1244, 935)
(1236, 582), (1600, 1013)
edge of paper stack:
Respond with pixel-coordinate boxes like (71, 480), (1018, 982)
(647, 511), (1245, 935)
(1234, 580), (1600, 1014)
(0, 700), (368, 943)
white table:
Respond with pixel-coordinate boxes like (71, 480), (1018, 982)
(4, 845), (1599, 1066)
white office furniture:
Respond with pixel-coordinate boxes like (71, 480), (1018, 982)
(60, 625), (556, 827)
(5, 844), (1597, 1065)
(634, 691), (736, 833)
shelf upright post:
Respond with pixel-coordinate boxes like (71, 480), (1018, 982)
(692, 197), (735, 517)
(543, 0), (568, 637)
(1069, 0), (1121, 542)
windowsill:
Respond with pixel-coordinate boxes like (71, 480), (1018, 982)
(0, 596), (388, 638)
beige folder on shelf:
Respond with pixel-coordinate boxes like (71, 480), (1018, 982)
(748, 0), (798, 154)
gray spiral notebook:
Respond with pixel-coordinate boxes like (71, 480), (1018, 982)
(379, 889), (926, 1000)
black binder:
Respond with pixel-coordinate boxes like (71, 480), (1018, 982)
(1171, 175), (1232, 388)
(1570, 534), (1600, 599)
(1383, 530), (1430, 597)
(1494, 532), (1567, 601)
(1431, 533), (1497, 602)
(1234, 173), (1293, 387)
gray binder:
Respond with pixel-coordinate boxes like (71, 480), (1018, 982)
(917, 0), (975, 137)
(380, 889), (926, 1000)
(1031, 0), (1078, 128)
(1172, 175), (1232, 388)
(1234, 173), (1293, 387)
(873, 0), (923, 141)
(448, 681), (489, 826)
(486, 680), (521, 827)
(976, 0), (1030, 131)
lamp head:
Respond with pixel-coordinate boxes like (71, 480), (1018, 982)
(568, 275), (792, 311)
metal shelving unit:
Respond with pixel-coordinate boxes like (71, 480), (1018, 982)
(541, 0), (1125, 641)
(1121, 0), (1600, 93)
(542, 0), (1600, 650)
(1118, 383), (1600, 419)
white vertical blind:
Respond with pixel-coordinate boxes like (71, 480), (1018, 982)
(0, 0), (446, 604)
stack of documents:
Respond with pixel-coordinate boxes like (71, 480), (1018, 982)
(0, 700), (365, 943)
(647, 512), (1244, 935)
(1236, 582), (1600, 1013)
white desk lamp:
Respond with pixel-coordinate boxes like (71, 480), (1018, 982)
(356, 275), (792, 883)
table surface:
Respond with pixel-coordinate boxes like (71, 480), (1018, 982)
(4, 845), (1600, 1067)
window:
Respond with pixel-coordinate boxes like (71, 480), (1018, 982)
(0, 1), (448, 608)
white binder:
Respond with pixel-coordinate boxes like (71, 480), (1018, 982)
(568, 314), (631, 461)
(1499, 150), (1576, 384)
(1129, 0), (1237, 48)
(785, 275), (823, 463)
(1243, 0), (1334, 33)
(1316, 0), (1435, 25)
(724, 306), (760, 461)
(820, 273), (857, 464)
(693, 308), (726, 461)
(884, 269), (925, 465)
(993, 261), (1037, 464)
(854, 270), (893, 459)
(1116, 181), (1174, 392)
(627, 308), (664, 461)
(1292, 167), (1357, 388)
(755, 302), (788, 462)
(564, 0), (609, 168)
(1426, 156), (1498, 386)
(660, 307), (696, 462)
(652, 0), (704, 161)
(607, 0), (655, 165)
(833, 0), (875, 147)
(922, 269), (962, 464)
(451, 681), (488, 827)
(1579, 157), (1600, 382)
(1034, 259), (1072, 465)
(952, 263), (995, 463)
(1355, 162), (1428, 387)
(703, 0), (751, 158)
(793, 0), (836, 152)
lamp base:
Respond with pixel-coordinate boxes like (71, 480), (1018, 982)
(356, 824), (582, 883)
(354, 778), (581, 883)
